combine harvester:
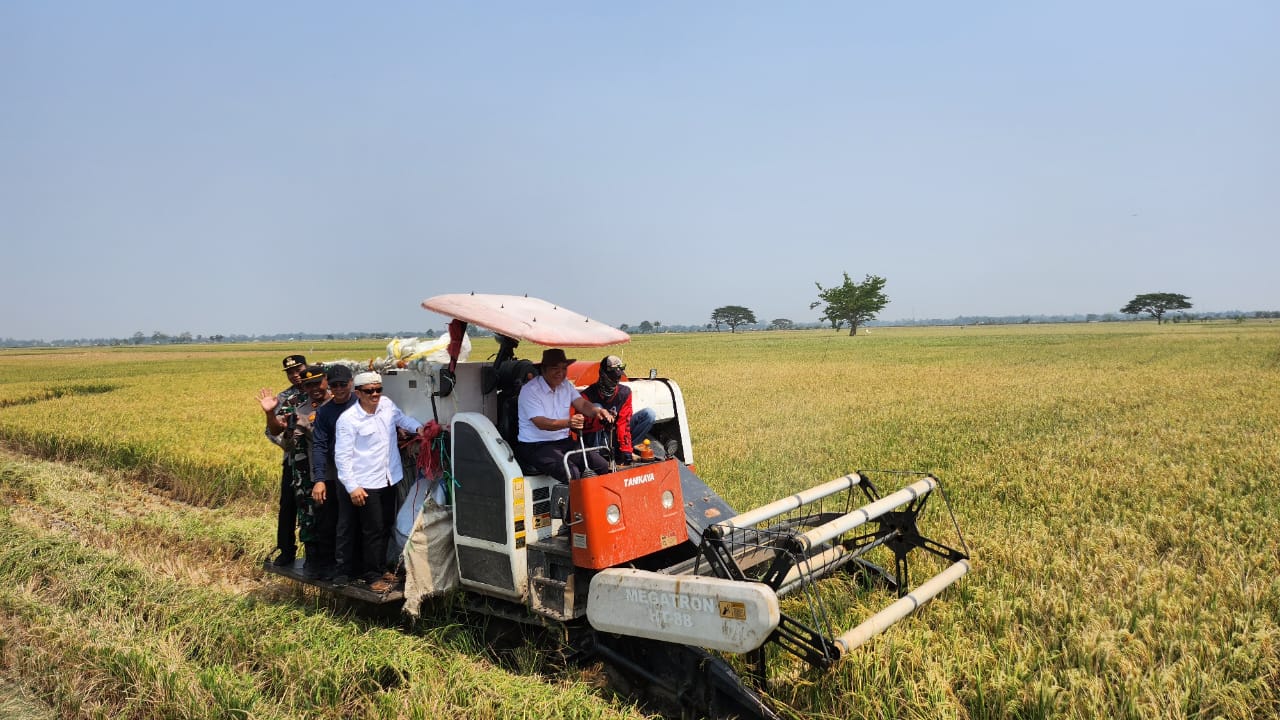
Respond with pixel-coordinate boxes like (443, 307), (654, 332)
(265, 294), (971, 719)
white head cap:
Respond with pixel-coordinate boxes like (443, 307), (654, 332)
(353, 371), (381, 388)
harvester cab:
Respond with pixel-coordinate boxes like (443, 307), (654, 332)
(264, 293), (971, 720)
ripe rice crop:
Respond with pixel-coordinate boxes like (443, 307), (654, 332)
(1, 322), (1277, 719)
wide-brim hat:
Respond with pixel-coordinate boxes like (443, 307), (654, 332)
(539, 348), (575, 368)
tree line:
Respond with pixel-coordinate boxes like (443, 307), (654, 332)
(706, 273), (890, 335)
(4, 288), (1270, 348)
(696, 281), (1261, 337)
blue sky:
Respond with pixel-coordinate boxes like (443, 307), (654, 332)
(2, 2), (1277, 339)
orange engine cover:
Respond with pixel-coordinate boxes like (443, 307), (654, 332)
(568, 459), (687, 569)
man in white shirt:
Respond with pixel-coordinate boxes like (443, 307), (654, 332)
(516, 348), (614, 482)
(335, 371), (423, 591)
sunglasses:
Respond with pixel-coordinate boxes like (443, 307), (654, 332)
(358, 386), (384, 394)
(330, 381), (350, 388)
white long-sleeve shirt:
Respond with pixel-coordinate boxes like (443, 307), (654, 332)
(517, 375), (581, 442)
(334, 396), (422, 494)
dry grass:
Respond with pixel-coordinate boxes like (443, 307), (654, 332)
(1, 322), (1278, 718)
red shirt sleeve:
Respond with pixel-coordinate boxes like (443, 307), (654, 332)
(579, 390), (604, 434)
(615, 390), (634, 453)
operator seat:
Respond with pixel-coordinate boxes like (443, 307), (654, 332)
(492, 358), (539, 473)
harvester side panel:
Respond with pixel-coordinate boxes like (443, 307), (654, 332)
(382, 363), (490, 428)
(451, 413), (546, 601)
(587, 569), (780, 653)
(568, 459), (687, 569)
(452, 421), (511, 544)
(676, 462), (738, 539)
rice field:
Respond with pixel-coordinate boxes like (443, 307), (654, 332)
(1, 321), (1277, 719)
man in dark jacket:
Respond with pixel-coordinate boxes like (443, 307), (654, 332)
(310, 364), (358, 582)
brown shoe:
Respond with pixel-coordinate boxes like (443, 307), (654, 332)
(370, 578), (394, 593)
(381, 571), (398, 583)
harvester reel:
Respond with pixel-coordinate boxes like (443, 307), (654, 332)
(694, 471), (970, 680)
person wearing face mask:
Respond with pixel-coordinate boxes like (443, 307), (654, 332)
(579, 355), (656, 465)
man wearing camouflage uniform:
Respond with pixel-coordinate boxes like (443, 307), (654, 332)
(287, 365), (333, 576)
(256, 354), (308, 566)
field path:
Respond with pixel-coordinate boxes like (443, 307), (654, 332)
(0, 446), (646, 720)
(3, 448), (266, 596)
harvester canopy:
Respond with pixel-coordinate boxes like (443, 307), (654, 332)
(422, 293), (630, 347)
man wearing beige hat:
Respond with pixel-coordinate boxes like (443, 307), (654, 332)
(516, 348), (614, 482)
(334, 371), (423, 592)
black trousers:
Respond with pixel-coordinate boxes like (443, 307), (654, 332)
(305, 477), (339, 567)
(335, 483), (361, 579)
(517, 438), (609, 482)
(361, 485), (397, 579)
(276, 460), (297, 557)
(338, 484), (397, 580)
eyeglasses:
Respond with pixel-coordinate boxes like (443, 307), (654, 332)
(330, 381), (349, 388)
(359, 386), (384, 394)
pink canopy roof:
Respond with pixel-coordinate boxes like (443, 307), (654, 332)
(422, 294), (630, 348)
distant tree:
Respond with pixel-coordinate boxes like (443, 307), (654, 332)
(177, 331), (193, 343)
(768, 318), (794, 330)
(151, 331), (169, 344)
(638, 320), (654, 334)
(710, 306), (757, 333)
(619, 323), (630, 332)
(1120, 292), (1192, 324)
(210, 334), (224, 342)
(811, 272), (889, 336)
(132, 331), (144, 345)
